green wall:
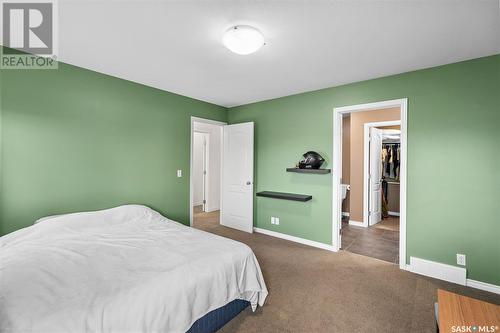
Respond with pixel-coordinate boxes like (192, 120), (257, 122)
(1, 51), (498, 285)
(0, 56), (227, 235)
(228, 55), (500, 285)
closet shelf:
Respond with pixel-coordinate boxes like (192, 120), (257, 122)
(286, 168), (331, 174)
(256, 191), (312, 202)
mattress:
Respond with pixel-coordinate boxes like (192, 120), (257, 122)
(0, 205), (268, 332)
(187, 299), (250, 333)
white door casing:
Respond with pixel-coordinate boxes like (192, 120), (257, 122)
(368, 127), (383, 225)
(332, 99), (407, 270)
(221, 122), (254, 233)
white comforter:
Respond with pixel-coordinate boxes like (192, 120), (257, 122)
(0, 205), (268, 333)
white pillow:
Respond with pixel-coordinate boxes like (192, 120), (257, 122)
(34, 213), (65, 224)
(33, 204), (159, 228)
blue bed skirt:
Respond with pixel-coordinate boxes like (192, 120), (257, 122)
(186, 299), (250, 333)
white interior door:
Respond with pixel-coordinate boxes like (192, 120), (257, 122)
(221, 122), (254, 233)
(369, 127), (383, 225)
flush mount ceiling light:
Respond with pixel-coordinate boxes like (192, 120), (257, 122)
(222, 25), (265, 55)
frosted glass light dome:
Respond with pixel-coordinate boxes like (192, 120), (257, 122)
(222, 25), (265, 55)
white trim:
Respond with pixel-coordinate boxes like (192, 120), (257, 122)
(191, 116), (227, 127)
(348, 220), (365, 227)
(466, 279), (500, 295)
(342, 212), (350, 217)
(403, 262), (500, 294)
(189, 117), (226, 227)
(253, 227), (336, 252)
(409, 257), (466, 286)
(332, 110), (343, 252)
(334, 99), (406, 114)
(363, 120), (401, 228)
(332, 98), (408, 269)
(400, 98), (408, 271)
(388, 211), (400, 216)
(406, 257), (500, 294)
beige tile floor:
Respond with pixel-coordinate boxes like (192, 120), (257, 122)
(341, 216), (400, 263)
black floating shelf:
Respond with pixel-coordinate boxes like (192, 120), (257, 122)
(256, 191), (312, 202)
(286, 168), (331, 174)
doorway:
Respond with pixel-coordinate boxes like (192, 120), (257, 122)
(332, 99), (407, 269)
(341, 120), (401, 263)
(190, 117), (225, 228)
(190, 117), (255, 234)
(365, 122), (401, 228)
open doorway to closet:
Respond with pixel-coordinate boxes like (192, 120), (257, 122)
(332, 99), (407, 268)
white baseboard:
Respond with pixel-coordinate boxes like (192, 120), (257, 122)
(407, 257), (500, 294)
(388, 211), (400, 216)
(348, 220), (366, 227)
(409, 257), (466, 285)
(253, 227), (336, 252)
(466, 279), (500, 295)
(342, 212), (350, 217)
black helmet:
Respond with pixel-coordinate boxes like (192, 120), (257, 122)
(298, 151), (325, 169)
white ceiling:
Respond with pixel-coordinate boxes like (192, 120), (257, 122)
(56, 1), (500, 107)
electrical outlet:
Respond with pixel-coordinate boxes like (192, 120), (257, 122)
(177, 170), (182, 177)
(271, 217), (275, 225)
(456, 254), (466, 266)
(275, 217), (280, 225)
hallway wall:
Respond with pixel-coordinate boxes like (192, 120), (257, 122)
(192, 132), (206, 206)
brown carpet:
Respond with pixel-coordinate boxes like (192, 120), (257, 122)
(193, 211), (500, 333)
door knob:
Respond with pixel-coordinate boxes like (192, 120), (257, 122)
(246, 181), (252, 185)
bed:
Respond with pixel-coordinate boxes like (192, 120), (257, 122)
(0, 205), (268, 332)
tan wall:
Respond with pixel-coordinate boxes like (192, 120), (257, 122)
(349, 107), (400, 222)
(341, 115), (350, 212)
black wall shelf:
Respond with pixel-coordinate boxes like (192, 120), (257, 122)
(256, 191), (312, 202)
(286, 168), (331, 174)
